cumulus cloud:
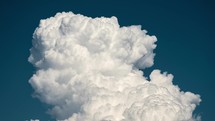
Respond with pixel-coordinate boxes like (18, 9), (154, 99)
(29, 12), (201, 121)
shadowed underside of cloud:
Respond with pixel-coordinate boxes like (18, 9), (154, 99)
(29, 12), (201, 121)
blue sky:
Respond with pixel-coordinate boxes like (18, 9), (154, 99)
(0, 0), (214, 120)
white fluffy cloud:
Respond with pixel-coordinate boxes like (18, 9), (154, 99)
(29, 12), (201, 121)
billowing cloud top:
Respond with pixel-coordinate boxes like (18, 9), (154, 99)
(29, 12), (201, 121)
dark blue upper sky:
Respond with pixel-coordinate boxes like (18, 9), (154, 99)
(0, 0), (214, 121)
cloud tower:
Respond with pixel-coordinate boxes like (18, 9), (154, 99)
(29, 12), (201, 121)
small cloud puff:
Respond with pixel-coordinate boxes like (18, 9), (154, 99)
(29, 12), (201, 121)
(25, 119), (39, 121)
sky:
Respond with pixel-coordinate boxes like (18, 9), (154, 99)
(0, 0), (214, 121)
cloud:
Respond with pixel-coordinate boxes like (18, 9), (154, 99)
(26, 119), (39, 121)
(29, 12), (201, 121)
